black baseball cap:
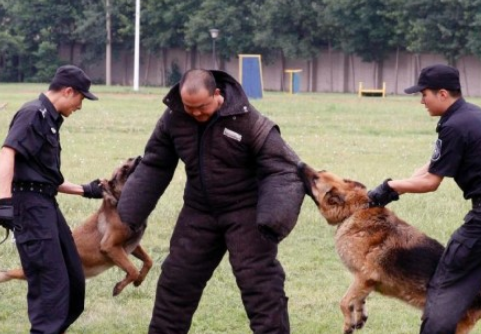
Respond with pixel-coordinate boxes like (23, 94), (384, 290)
(404, 64), (461, 94)
(51, 65), (98, 100)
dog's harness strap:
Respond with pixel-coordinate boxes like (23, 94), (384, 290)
(472, 196), (481, 209)
(12, 181), (58, 197)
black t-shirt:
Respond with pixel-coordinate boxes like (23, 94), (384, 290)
(3, 93), (64, 186)
(428, 98), (481, 199)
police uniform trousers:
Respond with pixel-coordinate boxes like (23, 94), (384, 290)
(12, 192), (85, 334)
(148, 205), (289, 334)
(420, 209), (481, 334)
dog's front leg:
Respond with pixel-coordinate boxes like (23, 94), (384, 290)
(130, 244), (153, 287)
(339, 276), (374, 334)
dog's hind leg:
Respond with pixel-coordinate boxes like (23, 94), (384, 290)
(340, 276), (375, 334)
(99, 219), (141, 296)
(130, 245), (153, 287)
(101, 241), (140, 296)
(0, 268), (26, 282)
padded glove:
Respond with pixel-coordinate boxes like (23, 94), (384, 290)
(0, 198), (15, 231)
(368, 179), (399, 207)
(82, 179), (103, 199)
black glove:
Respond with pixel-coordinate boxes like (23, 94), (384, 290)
(0, 198), (15, 231)
(368, 179), (399, 207)
(82, 179), (103, 199)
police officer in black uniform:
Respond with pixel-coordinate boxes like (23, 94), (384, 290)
(369, 64), (481, 334)
(0, 65), (103, 334)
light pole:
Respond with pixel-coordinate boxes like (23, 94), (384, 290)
(133, 0), (141, 91)
(209, 28), (220, 70)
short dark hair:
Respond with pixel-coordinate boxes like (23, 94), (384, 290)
(430, 88), (462, 98)
(179, 69), (217, 96)
(48, 82), (69, 92)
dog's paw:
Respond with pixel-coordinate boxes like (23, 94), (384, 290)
(113, 283), (123, 297)
(355, 315), (368, 329)
(133, 278), (143, 287)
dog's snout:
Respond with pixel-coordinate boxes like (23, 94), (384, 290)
(126, 156), (142, 178)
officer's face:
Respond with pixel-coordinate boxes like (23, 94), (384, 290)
(60, 88), (84, 117)
(181, 87), (222, 123)
(55, 87), (84, 117)
(421, 89), (447, 117)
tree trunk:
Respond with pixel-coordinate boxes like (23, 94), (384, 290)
(329, 42), (333, 92)
(190, 46), (197, 69)
(350, 54), (356, 93)
(462, 57), (470, 96)
(311, 57), (318, 92)
(394, 47), (400, 94)
(376, 60), (383, 89)
(144, 51), (151, 85)
(69, 42), (75, 64)
(343, 53), (349, 93)
(161, 48), (168, 86)
(280, 50), (286, 92)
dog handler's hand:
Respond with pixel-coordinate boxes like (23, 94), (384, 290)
(82, 179), (104, 199)
(368, 179), (399, 207)
(0, 198), (15, 230)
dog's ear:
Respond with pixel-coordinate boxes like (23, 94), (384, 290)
(326, 188), (345, 206)
(344, 179), (367, 190)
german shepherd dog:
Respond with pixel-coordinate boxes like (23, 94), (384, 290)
(0, 157), (152, 296)
(297, 162), (481, 334)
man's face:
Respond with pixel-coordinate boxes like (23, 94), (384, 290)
(181, 87), (221, 123)
(420, 89), (447, 117)
(59, 87), (84, 117)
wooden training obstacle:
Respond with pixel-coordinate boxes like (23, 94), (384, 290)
(358, 82), (386, 98)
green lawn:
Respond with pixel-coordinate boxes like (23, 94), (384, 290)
(0, 84), (476, 333)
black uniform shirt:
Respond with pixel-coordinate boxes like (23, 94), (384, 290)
(428, 98), (481, 199)
(3, 93), (64, 186)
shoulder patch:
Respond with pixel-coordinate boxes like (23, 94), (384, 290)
(39, 107), (47, 118)
(431, 139), (442, 161)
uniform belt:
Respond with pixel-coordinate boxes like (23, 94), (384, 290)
(12, 181), (58, 197)
(472, 196), (481, 209)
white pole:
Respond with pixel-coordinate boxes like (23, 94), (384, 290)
(105, 0), (111, 86)
(133, 0), (140, 91)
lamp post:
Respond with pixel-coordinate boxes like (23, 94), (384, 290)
(209, 28), (220, 70)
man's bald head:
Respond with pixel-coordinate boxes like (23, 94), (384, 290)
(179, 69), (217, 96)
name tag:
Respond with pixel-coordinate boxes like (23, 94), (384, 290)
(223, 128), (242, 142)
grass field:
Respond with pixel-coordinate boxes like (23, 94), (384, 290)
(0, 84), (477, 333)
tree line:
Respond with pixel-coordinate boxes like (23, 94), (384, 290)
(1, 0), (480, 83)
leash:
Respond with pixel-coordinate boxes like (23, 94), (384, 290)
(0, 228), (12, 245)
(0, 229), (8, 245)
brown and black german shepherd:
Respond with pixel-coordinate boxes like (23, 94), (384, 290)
(0, 157), (152, 296)
(298, 162), (481, 334)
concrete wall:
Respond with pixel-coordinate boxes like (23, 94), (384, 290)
(72, 46), (481, 97)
